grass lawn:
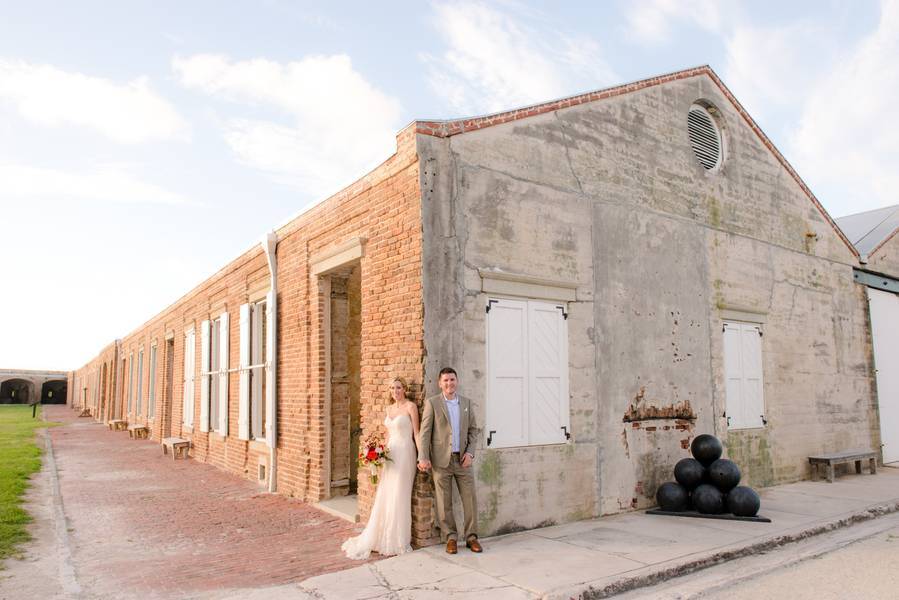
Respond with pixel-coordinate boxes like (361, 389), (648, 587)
(0, 405), (59, 562)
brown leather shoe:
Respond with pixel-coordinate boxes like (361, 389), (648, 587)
(446, 539), (458, 554)
(466, 538), (483, 553)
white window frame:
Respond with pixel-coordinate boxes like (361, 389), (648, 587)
(485, 296), (571, 449)
(249, 300), (268, 441)
(127, 352), (134, 416)
(136, 348), (144, 416)
(183, 328), (196, 428)
(208, 318), (221, 432)
(148, 344), (157, 419)
(722, 321), (766, 430)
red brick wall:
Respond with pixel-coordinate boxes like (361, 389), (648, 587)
(71, 124), (433, 545)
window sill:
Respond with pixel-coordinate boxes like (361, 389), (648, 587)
(249, 439), (268, 453)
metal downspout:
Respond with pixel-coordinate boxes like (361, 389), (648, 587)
(263, 232), (279, 493)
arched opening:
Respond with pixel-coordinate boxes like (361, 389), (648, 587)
(41, 380), (67, 404)
(0, 379), (35, 404)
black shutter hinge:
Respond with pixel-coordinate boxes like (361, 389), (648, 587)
(487, 430), (496, 446)
(486, 300), (498, 313)
(557, 305), (568, 320)
(561, 426), (571, 440)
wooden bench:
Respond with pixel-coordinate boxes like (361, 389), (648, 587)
(107, 419), (128, 432)
(162, 437), (190, 460)
(128, 425), (150, 440)
(809, 449), (877, 482)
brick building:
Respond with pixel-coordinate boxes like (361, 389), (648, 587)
(71, 66), (883, 545)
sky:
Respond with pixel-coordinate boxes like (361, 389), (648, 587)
(1, 0), (896, 371)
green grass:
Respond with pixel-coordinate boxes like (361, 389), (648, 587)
(0, 405), (59, 562)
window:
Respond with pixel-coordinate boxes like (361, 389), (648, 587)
(148, 344), (157, 419)
(238, 300), (268, 441)
(687, 103), (724, 171)
(485, 298), (570, 448)
(136, 348), (144, 416)
(250, 300), (268, 440)
(183, 328), (196, 428)
(723, 321), (766, 429)
(127, 352), (134, 415)
(210, 318), (221, 430)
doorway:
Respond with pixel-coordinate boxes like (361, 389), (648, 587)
(869, 288), (899, 464)
(327, 265), (362, 499)
(163, 338), (175, 439)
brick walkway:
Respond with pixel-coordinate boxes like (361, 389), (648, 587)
(42, 405), (371, 598)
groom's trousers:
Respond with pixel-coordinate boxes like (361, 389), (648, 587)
(433, 452), (478, 542)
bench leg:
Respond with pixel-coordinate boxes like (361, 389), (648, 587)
(827, 463), (835, 483)
(870, 457), (877, 475)
(163, 445), (168, 455)
(856, 460), (862, 474)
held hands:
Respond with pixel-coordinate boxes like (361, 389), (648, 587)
(418, 460), (432, 472)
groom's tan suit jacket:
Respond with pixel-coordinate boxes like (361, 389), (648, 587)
(418, 393), (478, 469)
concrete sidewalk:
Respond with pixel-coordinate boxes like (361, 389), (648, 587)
(288, 467), (899, 600)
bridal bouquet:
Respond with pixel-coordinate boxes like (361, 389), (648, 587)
(358, 434), (391, 484)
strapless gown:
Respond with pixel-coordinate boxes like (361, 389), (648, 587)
(341, 413), (417, 559)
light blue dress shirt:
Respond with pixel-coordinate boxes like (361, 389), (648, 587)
(444, 394), (461, 453)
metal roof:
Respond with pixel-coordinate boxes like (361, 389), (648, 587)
(835, 205), (899, 257)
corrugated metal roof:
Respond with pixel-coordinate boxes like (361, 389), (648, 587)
(835, 205), (899, 257)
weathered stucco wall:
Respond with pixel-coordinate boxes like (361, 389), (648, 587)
(419, 71), (877, 532)
(866, 230), (899, 278)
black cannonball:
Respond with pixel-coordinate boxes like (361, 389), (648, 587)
(692, 483), (725, 514)
(656, 482), (689, 512)
(674, 458), (705, 490)
(691, 434), (723, 467)
(708, 458), (742, 492)
(727, 486), (761, 517)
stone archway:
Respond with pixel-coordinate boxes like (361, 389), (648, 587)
(0, 379), (35, 404)
(41, 380), (67, 404)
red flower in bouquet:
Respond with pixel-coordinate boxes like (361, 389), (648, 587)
(358, 433), (391, 484)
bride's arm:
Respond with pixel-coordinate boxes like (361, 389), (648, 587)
(409, 403), (421, 451)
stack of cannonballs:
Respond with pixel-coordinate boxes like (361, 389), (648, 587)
(656, 434), (761, 518)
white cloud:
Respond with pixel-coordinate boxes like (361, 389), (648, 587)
(173, 53), (402, 197)
(623, 0), (726, 43)
(0, 60), (189, 143)
(0, 163), (187, 204)
(790, 0), (899, 215)
(424, 2), (617, 116)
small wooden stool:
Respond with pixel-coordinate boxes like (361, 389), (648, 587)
(108, 419), (128, 432)
(162, 437), (190, 460)
(128, 425), (150, 440)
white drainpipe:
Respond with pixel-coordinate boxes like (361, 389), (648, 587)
(263, 231), (279, 493)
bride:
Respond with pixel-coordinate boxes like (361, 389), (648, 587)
(342, 377), (420, 559)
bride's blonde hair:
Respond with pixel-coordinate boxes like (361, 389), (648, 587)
(387, 377), (409, 403)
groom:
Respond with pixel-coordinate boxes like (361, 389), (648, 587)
(418, 367), (483, 554)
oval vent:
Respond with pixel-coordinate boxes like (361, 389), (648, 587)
(687, 104), (722, 170)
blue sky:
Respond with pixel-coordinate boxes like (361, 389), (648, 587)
(1, 0), (896, 370)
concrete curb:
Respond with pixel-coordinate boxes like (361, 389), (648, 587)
(40, 427), (82, 598)
(549, 500), (899, 600)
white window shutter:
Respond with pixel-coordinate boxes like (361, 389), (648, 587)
(218, 311), (230, 436)
(486, 298), (528, 448)
(527, 301), (569, 445)
(183, 330), (196, 427)
(200, 319), (211, 432)
(740, 324), (765, 428)
(265, 290), (276, 448)
(238, 303), (251, 440)
(723, 323), (744, 429)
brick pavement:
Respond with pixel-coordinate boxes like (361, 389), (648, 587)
(43, 405), (373, 598)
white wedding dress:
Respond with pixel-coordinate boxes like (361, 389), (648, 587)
(341, 413), (417, 559)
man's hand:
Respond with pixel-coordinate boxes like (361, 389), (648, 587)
(461, 453), (473, 468)
(418, 460), (432, 472)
